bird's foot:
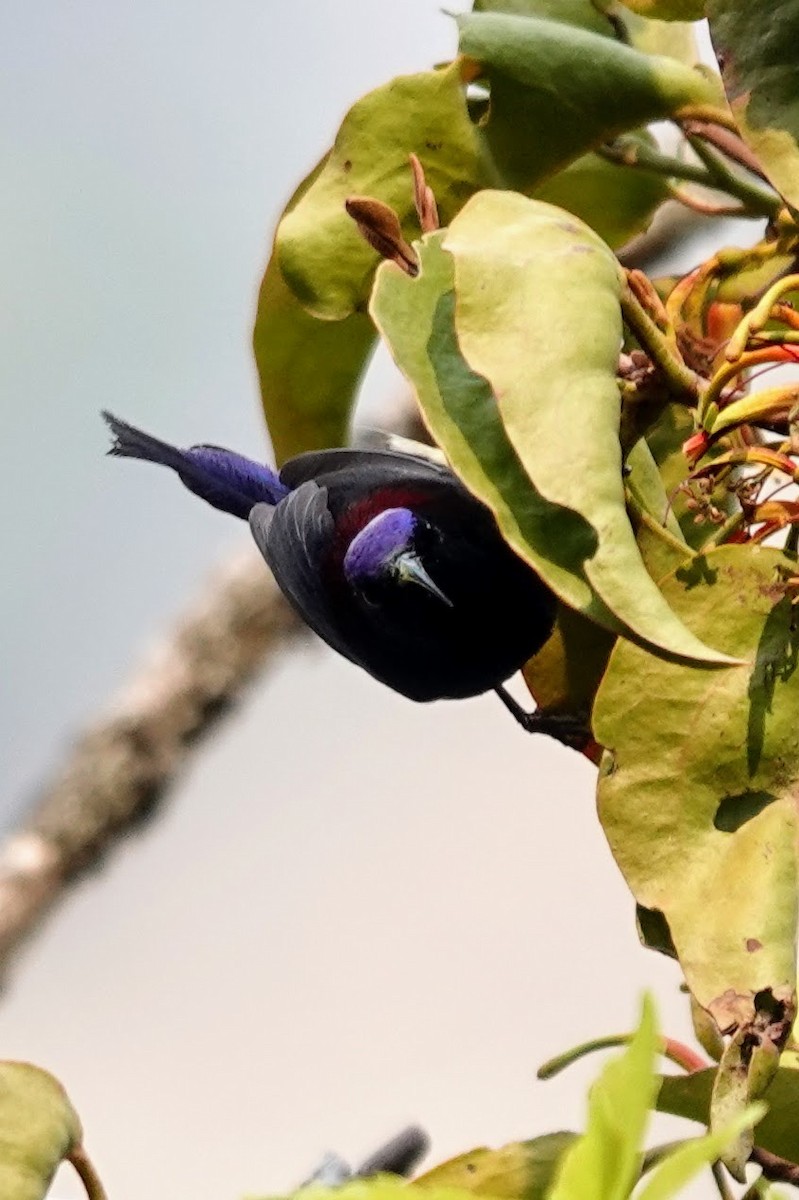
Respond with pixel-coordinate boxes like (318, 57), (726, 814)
(494, 686), (591, 750)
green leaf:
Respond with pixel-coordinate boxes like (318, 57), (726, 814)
(532, 134), (671, 249)
(472, 0), (616, 35)
(253, 157), (376, 463)
(658, 1067), (799, 1166)
(457, 12), (720, 191)
(620, 0), (704, 19)
(0, 1062), (83, 1200)
(641, 402), (723, 551)
(276, 63), (487, 320)
(547, 996), (658, 1200)
(594, 545), (799, 1022)
(267, 1179), (506, 1200)
(625, 436), (688, 584)
(615, 6), (698, 62)
(415, 1135), (577, 1200)
(371, 229), (616, 629)
(707, 1), (799, 209)
(636, 1103), (766, 1200)
(712, 1024), (781, 1180)
(523, 604), (615, 719)
(441, 190), (735, 663)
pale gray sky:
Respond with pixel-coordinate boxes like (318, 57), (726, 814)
(1, 5), (750, 1199)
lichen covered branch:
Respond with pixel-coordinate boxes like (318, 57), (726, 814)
(0, 549), (304, 979)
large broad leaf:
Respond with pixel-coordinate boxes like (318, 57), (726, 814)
(547, 996), (658, 1200)
(594, 545), (799, 1030)
(532, 134), (671, 249)
(416, 1135), (577, 1200)
(0, 1062), (83, 1200)
(441, 190), (734, 663)
(658, 1066), (799, 1166)
(253, 158), (376, 463)
(371, 230), (617, 628)
(457, 12), (720, 191)
(276, 63), (487, 321)
(707, 2), (799, 209)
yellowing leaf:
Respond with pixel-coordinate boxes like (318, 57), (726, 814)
(277, 64), (487, 321)
(416, 1135), (577, 1200)
(253, 158), (376, 463)
(594, 545), (799, 1019)
(621, 0), (704, 19)
(442, 190), (734, 663)
(0, 1062), (83, 1200)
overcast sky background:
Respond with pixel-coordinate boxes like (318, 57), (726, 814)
(0, 5), (765, 1199)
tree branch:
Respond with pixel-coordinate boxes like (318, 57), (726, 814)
(0, 549), (305, 982)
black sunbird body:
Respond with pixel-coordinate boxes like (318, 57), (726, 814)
(104, 413), (557, 705)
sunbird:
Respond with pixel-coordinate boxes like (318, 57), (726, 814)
(104, 413), (582, 740)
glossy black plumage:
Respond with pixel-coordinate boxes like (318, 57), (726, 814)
(250, 449), (557, 701)
(104, 414), (557, 707)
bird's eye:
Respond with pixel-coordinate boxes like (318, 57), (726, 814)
(356, 577), (384, 608)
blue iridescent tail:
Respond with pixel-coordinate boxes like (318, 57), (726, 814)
(103, 411), (288, 519)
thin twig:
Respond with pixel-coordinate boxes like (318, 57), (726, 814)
(620, 283), (703, 404)
(750, 1146), (799, 1187)
(0, 549), (304, 982)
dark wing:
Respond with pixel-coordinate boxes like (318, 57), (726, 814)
(249, 482), (361, 666)
(279, 447), (454, 492)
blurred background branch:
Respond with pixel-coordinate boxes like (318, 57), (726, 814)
(0, 550), (304, 982)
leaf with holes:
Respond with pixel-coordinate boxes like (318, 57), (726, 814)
(457, 11), (720, 191)
(658, 1065), (799, 1165)
(707, 1), (799, 209)
(594, 545), (799, 1035)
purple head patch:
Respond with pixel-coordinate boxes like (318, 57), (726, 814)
(343, 507), (416, 584)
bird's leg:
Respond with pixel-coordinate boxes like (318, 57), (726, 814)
(494, 685), (591, 750)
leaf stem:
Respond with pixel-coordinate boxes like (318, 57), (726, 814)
(69, 1146), (108, 1200)
(625, 488), (691, 556)
(620, 283), (703, 404)
(598, 138), (717, 187)
(686, 136), (781, 219)
(537, 1033), (707, 1079)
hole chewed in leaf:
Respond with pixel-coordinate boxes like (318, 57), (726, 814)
(714, 790), (778, 832)
(636, 904), (677, 959)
